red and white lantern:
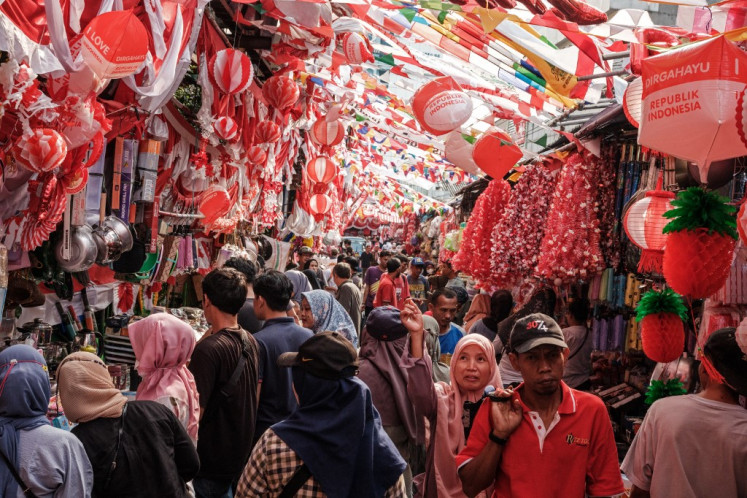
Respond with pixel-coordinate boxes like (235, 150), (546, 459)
(412, 77), (473, 136)
(214, 116), (239, 142)
(341, 32), (374, 64)
(306, 156), (336, 184)
(623, 178), (675, 273)
(309, 119), (345, 147)
(309, 193), (333, 217)
(247, 145), (267, 166)
(262, 75), (300, 112)
(14, 129), (68, 173)
(737, 87), (747, 149)
(472, 129), (522, 179)
(623, 78), (643, 128)
(255, 121), (281, 144)
(208, 49), (254, 95)
(80, 10), (148, 79)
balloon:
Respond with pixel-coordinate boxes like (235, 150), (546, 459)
(262, 75), (299, 112)
(623, 78), (642, 128)
(309, 118), (345, 147)
(80, 10), (148, 79)
(14, 129), (68, 173)
(341, 32), (374, 64)
(208, 48), (254, 95)
(444, 132), (479, 175)
(255, 121), (281, 144)
(472, 129), (522, 179)
(214, 116), (239, 141)
(306, 156), (336, 184)
(412, 77), (472, 136)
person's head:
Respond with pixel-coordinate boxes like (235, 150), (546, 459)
(223, 256), (257, 287)
(425, 262), (436, 276)
(386, 257), (401, 276)
(304, 258), (319, 272)
(490, 290), (514, 323)
(0, 345), (50, 421)
(363, 306), (409, 343)
(202, 268), (248, 323)
(298, 246), (314, 266)
(365, 242), (372, 252)
(378, 250), (391, 269)
(699, 327), (747, 399)
(56, 351), (127, 423)
(278, 331), (360, 386)
(129, 313), (196, 372)
(451, 335), (498, 395)
(330, 248), (339, 258)
(300, 296), (315, 329)
(254, 270), (294, 318)
(337, 254), (346, 263)
(332, 262), (352, 287)
(398, 257), (409, 274)
(447, 285), (469, 307)
(508, 313), (569, 397)
(429, 288), (459, 332)
(285, 262), (299, 271)
(344, 257), (360, 273)
(409, 257), (425, 278)
(439, 261), (455, 278)
(344, 240), (352, 248)
(566, 298), (589, 326)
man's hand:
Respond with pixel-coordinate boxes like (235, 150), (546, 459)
(401, 299), (424, 334)
(489, 388), (522, 439)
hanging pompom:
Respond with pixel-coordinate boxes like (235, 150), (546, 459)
(255, 120), (281, 144)
(247, 145), (267, 166)
(14, 129), (68, 173)
(262, 75), (300, 112)
(214, 116), (239, 142)
(636, 288), (688, 363)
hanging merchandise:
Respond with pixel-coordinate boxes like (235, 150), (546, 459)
(636, 288), (688, 363)
(208, 48), (254, 95)
(622, 78), (642, 128)
(467, 180), (511, 285)
(80, 10), (149, 79)
(213, 116), (239, 141)
(306, 156), (337, 185)
(14, 129), (68, 173)
(472, 129), (523, 179)
(738, 201), (747, 246)
(738, 87), (747, 149)
(262, 74), (300, 112)
(247, 145), (267, 167)
(662, 188), (738, 299)
(255, 120), (282, 144)
(309, 118), (345, 148)
(199, 186), (231, 226)
(309, 193), (333, 220)
(341, 32), (374, 64)
(444, 132), (480, 176)
(411, 77), (473, 136)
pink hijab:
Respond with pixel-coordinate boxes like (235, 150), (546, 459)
(432, 334), (502, 497)
(129, 313), (200, 442)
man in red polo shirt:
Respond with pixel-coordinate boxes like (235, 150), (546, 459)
(457, 313), (623, 498)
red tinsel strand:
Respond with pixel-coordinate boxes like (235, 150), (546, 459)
(470, 179), (511, 285)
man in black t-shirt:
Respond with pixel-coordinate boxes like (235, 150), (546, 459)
(360, 242), (374, 270)
(189, 268), (260, 498)
(223, 256), (265, 333)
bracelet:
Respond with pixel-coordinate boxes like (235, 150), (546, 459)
(489, 432), (509, 446)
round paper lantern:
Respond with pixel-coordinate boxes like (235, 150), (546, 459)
(208, 48), (254, 95)
(623, 180), (675, 273)
(214, 116), (239, 141)
(738, 87), (747, 149)
(14, 129), (68, 173)
(664, 229), (736, 298)
(262, 75), (299, 112)
(412, 77), (472, 136)
(472, 129), (522, 179)
(623, 78), (642, 128)
(309, 193), (332, 216)
(341, 32), (373, 64)
(247, 145), (267, 166)
(309, 119), (345, 147)
(80, 10), (148, 79)
(199, 186), (231, 226)
(306, 156), (336, 184)
(255, 121), (281, 144)
(640, 312), (685, 363)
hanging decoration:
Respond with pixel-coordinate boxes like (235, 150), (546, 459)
(472, 129), (523, 179)
(214, 116), (239, 142)
(306, 156), (337, 185)
(262, 75), (300, 112)
(445, 133), (480, 176)
(208, 48), (254, 95)
(623, 78), (642, 128)
(256, 120), (282, 144)
(469, 179), (511, 285)
(309, 118), (346, 148)
(411, 77), (473, 136)
(623, 175), (675, 273)
(636, 288), (688, 363)
(738, 87), (747, 149)
(341, 32), (374, 64)
(247, 145), (267, 167)
(80, 10), (149, 79)
(14, 129), (68, 173)
(199, 186), (232, 227)
(662, 187), (738, 299)
(309, 193), (333, 220)
(645, 379), (687, 405)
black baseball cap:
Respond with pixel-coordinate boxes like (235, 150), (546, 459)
(365, 306), (408, 342)
(703, 327), (747, 396)
(277, 331), (359, 379)
(509, 313), (568, 354)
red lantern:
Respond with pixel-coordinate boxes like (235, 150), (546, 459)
(247, 146), (267, 166)
(199, 186), (231, 226)
(208, 49), (254, 95)
(14, 129), (68, 173)
(738, 202), (747, 245)
(663, 229), (736, 299)
(255, 121), (281, 144)
(472, 129), (522, 179)
(306, 156), (336, 184)
(80, 10), (148, 79)
(411, 77), (473, 136)
(309, 193), (332, 217)
(309, 119), (345, 147)
(214, 116), (239, 142)
(341, 32), (374, 64)
(623, 78), (642, 128)
(262, 75), (299, 112)
(623, 177), (675, 273)
(738, 87), (747, 149)
(640, 312), (685, 363)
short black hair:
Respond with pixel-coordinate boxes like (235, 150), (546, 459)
(333, 263), (352, 280)
(337, 254), (346, 263)
(490, 290), (514, 322)
(303, 258), (318, 271)
(568, 298), (590, 323)
(344, 240), (352, 245)
(344, 257), (359, 270)
(431, 287), (457, 305)
(223, 257), (257, 284)
(387, 257), (401, 273)
(379, 250), (391, 258)
(202, 268), (247, 315)
(254, 270), (293, 311)
(285, 262), (298, 271)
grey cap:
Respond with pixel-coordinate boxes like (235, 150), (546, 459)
(509, 313), (568, 354)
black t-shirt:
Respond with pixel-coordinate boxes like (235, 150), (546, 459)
(72, 400), (199, 498)
(238, 298), (264, 334)
(188, 327), (260, 480)
(360, 251), (374, 269)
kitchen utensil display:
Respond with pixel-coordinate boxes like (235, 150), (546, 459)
(55, 224), (98, 273)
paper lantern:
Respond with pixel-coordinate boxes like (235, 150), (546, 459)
(623, 179), (674, 273)
(640, 313), (685, 363)
(664, 229), (736, 298)
(213, 117), (239, 142)
(738, 202), (747, 245)
(639, 36), (747, 183)
(199, 186), (231, 226)
(623, 78), (642, 128)
(255, 121), (281, 144)
(309, 119), (345, 147)
(80, 10), (148, 79)
(445, 132), (479, 175)
(412, 77), (472, 136)
(262, 75), (299, 112)
(306, 156), (336, 184)
(309, 193), (332, 216)
(14, 129), (68, 173)
(341, 32), (374, 64)
(208, 48), (254, 95)
(247, 145), (267, 166)
(736, 87), (747, 149)
(472, 129), (522, 179)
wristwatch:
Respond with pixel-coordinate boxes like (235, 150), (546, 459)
(489, 432), (509, 446)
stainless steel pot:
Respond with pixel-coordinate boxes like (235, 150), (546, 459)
(18, 318), (53, 347)
(93, 216), (134, 264)
(55, 225), (98, 272)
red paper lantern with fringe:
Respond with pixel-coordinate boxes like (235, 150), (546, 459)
(309, 193), (332, 219)
(262, 75), (299, 112)
(472, 129), (522, 179)
(214, 116), (239, 141)
(623, 177), (674, 273)
(306, 156), (336, 184)
(255, 121), (281, 144)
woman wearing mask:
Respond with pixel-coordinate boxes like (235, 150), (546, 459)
(128, 313), (200, 445)
(401, 300), (501, 498)
(299, 289), (358, 347)
(57, 352), (199, 497)
(0, 345), (92, 497)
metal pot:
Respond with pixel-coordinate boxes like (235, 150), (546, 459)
(93, 216), (134, 264)
(55, 225), (98, 272)
(103, 216), (133, 252)
(17, 318), (53, 347)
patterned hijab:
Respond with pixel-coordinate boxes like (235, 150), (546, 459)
(57, 352), (127, 423)
(302, 290), (358, 347)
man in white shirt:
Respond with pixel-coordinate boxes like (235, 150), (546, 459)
(561, 298), (593, 390)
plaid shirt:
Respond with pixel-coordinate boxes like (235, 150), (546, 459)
(236, 429), (407, 497)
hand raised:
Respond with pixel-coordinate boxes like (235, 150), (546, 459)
(489, 389), (522, 439)
(400, 299), (424, 334)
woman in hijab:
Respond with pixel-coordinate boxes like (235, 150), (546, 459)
(0, 345), (92, 497)
(302, 258), (325, 290)
(463, 294), (491, 333)
(285, 269), (313, 304)
(299, 289), (358, 347)
(401, 300), (501, 498)
(57, 352), (199, 497)
(128, 313), (200, 445)
(468, 290), (513, 341)
(302, 268), (323, 290)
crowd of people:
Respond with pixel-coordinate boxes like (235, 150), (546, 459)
(1, 238), (746, 498)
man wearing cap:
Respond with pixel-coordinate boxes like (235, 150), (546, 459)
(236, 331), (408, 497)
(407, 258), (430, 312)
(457, 313), (624, 498)
(621, 327), (747, 498)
